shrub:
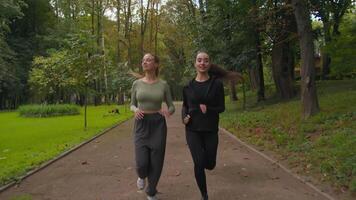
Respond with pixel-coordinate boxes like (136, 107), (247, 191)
(18, 104), (80, 117)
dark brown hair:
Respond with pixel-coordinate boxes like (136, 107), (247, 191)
(195, 51), (243, 82)
(209, 64), (244, 82)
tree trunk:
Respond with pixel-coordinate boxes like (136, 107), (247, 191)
(92, 0), (95, 35)
(116, 0), (121, 63)
(154, 2), (159, 55)
(248, 67), (258, 90)
(116, 0), (125, 104)
(54, 0), (59, 19)
(125, 0), (132, 68)
(292, 0), (320, 118)
(251, 0), (265, 102)
(97, 0), (108, 103)
(198, 0), (205, 19)
(149, 1), (154, 50)
(321, 52), (331, 79)
(229, 81), (238, 101)
(321, 20), (331, 79)
(272, 41), (295, 99)
(140, 0), (150, 59)
(254, 30), (265, 101)
(140, 0), (144, 58)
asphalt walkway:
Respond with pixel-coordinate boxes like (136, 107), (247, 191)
(0, 105), (331, 200)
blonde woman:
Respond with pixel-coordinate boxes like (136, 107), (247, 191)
(130, 53), (175, 200)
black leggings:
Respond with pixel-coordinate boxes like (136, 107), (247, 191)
(186, 130), (218, 197)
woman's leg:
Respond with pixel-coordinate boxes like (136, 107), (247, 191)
(134, 118), (150, 179)
(202, 131), (219, 170)
(135, 145), (150, 178)
(186, 130), (208, 197)
(145, 115), (167, 197)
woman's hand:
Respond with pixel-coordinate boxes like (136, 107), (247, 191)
(159, 108), (170, 118)
(199, 104), (207, 114)
(183, 114), (191, 124)
(134, 109), (145, 120)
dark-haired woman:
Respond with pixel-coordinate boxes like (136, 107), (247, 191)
(130, 53), (175, 200)
(182, 52), (226, 200)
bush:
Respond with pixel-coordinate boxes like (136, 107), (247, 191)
(18, 104), (80, 117)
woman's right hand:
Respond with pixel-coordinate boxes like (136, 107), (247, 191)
(183, 114), (191, 124)
(135, 110), (145, 120)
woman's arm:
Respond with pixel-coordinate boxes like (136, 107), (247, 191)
(130, 81), (138, 112)
(164, 82), (175, 115)
(130, 81), (145, 119)
(181, 88), (190, 122)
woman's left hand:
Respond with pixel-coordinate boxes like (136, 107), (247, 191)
(159, 108), (170, 117)
(199, 104), (207, 114)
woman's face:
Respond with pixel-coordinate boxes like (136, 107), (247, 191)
(142, 54), (157, 72)
(195, 52), (210, 74)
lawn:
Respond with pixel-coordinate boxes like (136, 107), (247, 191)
(220, 80), (356, 193)
(0, 105), (133, 186)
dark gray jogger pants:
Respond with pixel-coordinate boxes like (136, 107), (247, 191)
(134, 113), (167, 196)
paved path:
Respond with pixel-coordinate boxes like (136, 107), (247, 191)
(0, 105), (331, 200)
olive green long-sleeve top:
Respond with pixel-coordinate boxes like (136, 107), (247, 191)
(130, 79), (175, 114)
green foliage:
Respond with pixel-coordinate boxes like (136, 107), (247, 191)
(29, 31), (102, 103)
(1, 0), (59, 109)
(325, 13), (356, 78)
(18, 104), (80, 117)
(29, 50), (76, 100)
(271, 127), (289, 147)
(0, 37), (20, 94)
(351, 177), (356, 192)
(0, 0), (26, 33)
(109, 62), (136, 95)
(196, 0), (257, 71)
(0, 0), (26, 106)
(312, 128), (356, 189)
(0, 105), (133, 186)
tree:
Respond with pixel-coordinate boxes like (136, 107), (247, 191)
(0, 0), (26, 109)
(310, 0), (353, 79)
(139, 0), (151, 59)
(292, 0), (320, 118)
(258, 0), (297, 100)
(325, 12), (356, 78)
(249, 0), (265, 101)
(123, 0), (133, 68)
(29, 50), (75, 103)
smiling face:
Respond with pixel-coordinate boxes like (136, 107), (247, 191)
(195, 52), (211, 74)
(142, 53), (158, 73)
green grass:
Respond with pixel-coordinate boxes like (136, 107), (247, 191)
(18, 104), (80, 117)
(220, 80), (356, 192)
(9, 194), (32, 200)
(0, 105), (132, 186)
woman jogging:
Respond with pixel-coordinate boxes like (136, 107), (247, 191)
(182, 51), (235, 200)
(130, 53), (175, 200)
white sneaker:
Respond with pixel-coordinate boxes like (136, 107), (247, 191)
(136, 177), (145, 190)
(147, 195), (158, 200)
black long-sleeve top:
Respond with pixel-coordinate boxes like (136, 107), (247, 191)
(181, 77), (225, 132)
